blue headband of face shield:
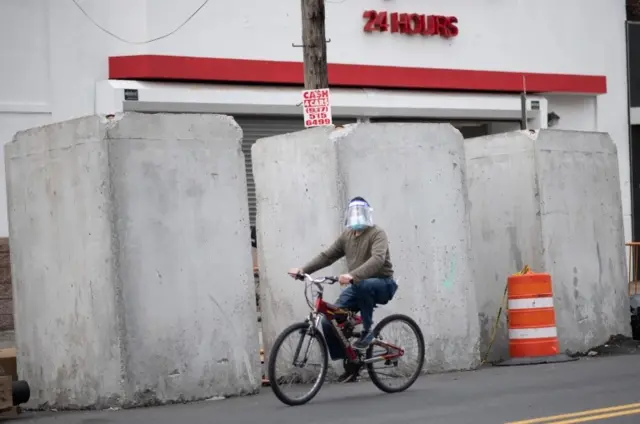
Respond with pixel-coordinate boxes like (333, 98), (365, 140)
(344, 200), (373, 231)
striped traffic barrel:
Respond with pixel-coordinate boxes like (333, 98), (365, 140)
(507, 272), (560, 358)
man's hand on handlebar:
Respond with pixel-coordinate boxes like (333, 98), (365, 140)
(288, 268), (304, 280)
(338, 274), (354, 286)
(287, 268), (352, 285)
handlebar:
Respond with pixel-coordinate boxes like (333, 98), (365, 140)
(294, 273), (339, 285)
(291, 272), (342, 310)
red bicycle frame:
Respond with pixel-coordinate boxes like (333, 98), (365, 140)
(312, 281), (404, 363)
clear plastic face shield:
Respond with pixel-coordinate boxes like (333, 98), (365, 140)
(343, 200), (373, 231)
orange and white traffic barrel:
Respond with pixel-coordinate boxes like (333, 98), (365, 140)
(507, 272), (559, 357)
(498, 272), (577, 366)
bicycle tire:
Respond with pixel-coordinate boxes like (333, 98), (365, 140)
(365, 313), (425, 393)
(267, 321), (329, 406)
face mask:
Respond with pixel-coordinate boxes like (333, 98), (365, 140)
(349, 222), (368, 231)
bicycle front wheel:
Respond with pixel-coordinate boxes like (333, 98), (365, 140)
(267, 321), (328, 406)
(366, 313), (425, 393)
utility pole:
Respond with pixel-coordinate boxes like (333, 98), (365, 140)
(301, 0), (329, 89)
(520, 75), (528, 130)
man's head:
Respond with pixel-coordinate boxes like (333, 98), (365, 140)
(344, 196), (373, 231)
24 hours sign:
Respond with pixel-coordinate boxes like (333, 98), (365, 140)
(302, 88), (333, 128)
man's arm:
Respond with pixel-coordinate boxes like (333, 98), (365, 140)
(301, 235), (345, 275)
(349, 229), (388, 283)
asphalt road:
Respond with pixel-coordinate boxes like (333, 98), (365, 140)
(11, 354), (640, 424)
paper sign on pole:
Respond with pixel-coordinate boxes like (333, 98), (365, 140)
(302, 88), (333, 128)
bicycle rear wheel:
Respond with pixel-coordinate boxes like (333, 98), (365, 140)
(267, 321), (328, 406)
(365, 314), (425, 393)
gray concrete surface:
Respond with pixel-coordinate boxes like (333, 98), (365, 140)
(334, 123), (480, 372)
(252, 126), (346, 375)
(6, 115), (123, 409)
(12, 354), (640, 423)
(466, 130), (630, 362)
(253, 123), (481, 374)
(5, 113), (260, 409)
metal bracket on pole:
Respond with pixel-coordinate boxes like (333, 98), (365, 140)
(292, 38), (331, 48)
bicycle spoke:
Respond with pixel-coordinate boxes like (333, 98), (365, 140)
(366, 315), (425, 393)
(269, 323), (327, 404)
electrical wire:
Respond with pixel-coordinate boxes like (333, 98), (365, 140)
(480, 264), (531, 365)
(71, 0), (211, 44)
(480, 282), (508, 365)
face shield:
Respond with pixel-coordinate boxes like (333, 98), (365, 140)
(343, 199), (373, 231)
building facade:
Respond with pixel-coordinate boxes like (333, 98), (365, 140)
(0, 0), (630, 241)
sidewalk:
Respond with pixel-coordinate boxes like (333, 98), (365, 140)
(11, 352), (640, 424)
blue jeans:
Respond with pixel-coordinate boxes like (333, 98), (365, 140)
(321, 277), (398, 360)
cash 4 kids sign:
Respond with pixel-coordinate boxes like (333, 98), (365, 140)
(363, 10), (459, 38)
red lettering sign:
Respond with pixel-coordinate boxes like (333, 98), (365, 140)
(363, 10), (458, 38)
(302, 88), (333, 128)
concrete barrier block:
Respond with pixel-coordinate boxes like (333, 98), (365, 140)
(335, 123), (481, 371)
(252, 126), (346, 363)
(6, 116), (121, 408)
(535, 131), (629, 351)
(465, 131), (545, 362)
(253, 123), (481, 373)
(466, 129), (630, 360)
(6, 113), (260, 409)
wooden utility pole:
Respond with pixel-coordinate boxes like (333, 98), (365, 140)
(520, 75), (528, 130)
(301, 0), (329, 89)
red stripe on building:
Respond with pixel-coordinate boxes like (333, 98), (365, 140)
(108, 55), (607, 95)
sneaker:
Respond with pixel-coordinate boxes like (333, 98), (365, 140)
(337, 370), (359, 383)
(353, 330), (374, 350)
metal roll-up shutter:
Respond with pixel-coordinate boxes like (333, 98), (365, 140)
(234, 116), (356, 227)
(369, 117), (490, 139)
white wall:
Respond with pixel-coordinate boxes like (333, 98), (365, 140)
(0, 0), (147, 236)
(0, 0), (630, 239)
(47, 0), (148, 122)
(0, 1), (53, 235)
(546, 96), (598, 132)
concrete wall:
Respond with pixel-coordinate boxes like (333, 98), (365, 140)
(6, 112), (260, 409)
(252, 126), (346, 373)
(466, 130), (630, 361)
(253, 123), (481, 372)
(535, 131), (629, 351)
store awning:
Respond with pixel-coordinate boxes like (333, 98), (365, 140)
(108, 55), (606, 95)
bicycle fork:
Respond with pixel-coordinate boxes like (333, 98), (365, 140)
(291, 316), (322, 367)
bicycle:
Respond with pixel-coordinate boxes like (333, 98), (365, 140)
(267, 273), (426, 406)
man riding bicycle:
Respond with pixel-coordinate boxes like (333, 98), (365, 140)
(288, 197), (398, 380)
